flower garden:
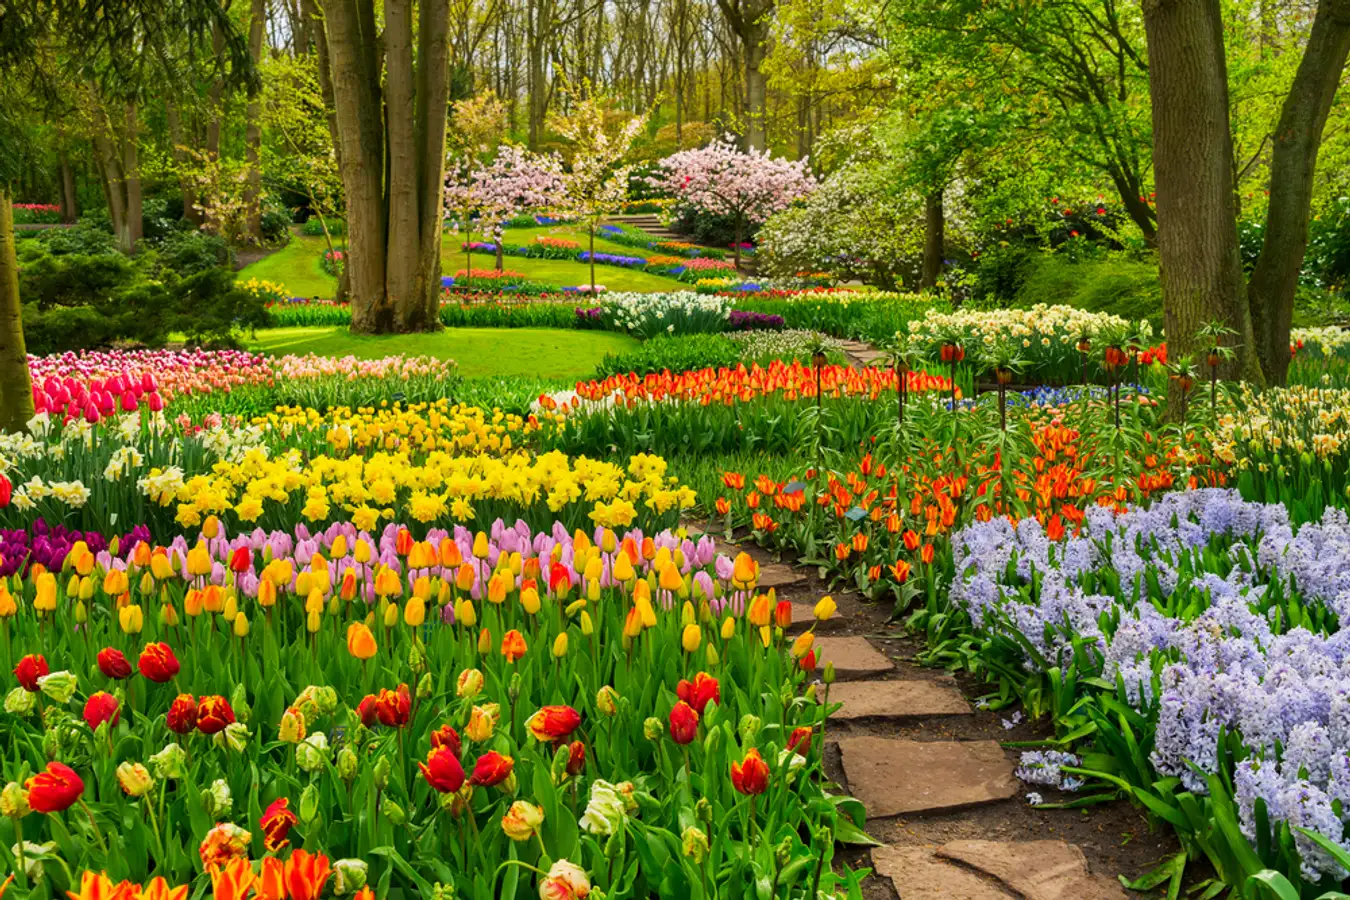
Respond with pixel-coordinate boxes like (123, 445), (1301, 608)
(4, 279), (1350, 900)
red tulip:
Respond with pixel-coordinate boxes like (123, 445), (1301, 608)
(166, 693), (198, 734)
(418, 746), (466, 793)
(429, 724), (462, 756)
(83, 692), (121, 730)
(469, 751), (514, 786)
(14, 654), (48, 692)
(229, 547), (252, 573)
(196, 695), (236, 735)
(731, 748), (769, 795)
(675, 672), (720, 715)
(261, 797), (299, 851)
(773, 600), (792, 629)
(786, 726), (813, 757)
(25, 761), (85, 813)
(374, 684), (410, 728)
(96, 648), (133, 680)
(0, 472), (10, 508)
(356, 695), (378, 728)
(138, 642), (180, 683)
(566, 740), (586, 776)
(526, 705), (581, 743)
(669, 700), (699, 745)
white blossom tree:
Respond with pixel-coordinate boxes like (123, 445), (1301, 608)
(443, 144), (565, 274)
(550, 95), (649, 292)
(651, 136), (818, 267)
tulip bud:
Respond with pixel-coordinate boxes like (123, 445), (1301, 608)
(0, 781), (31, 818)
(382, 796), (406, 825)
(297, 733), (330, 772)
(605, 826), (625, 860)
(682, 826), (709, 863)
(374, 756), (391, 790)
(4, 687), (35, 716)
(150, 742), (188, 779)
(508, 672), (522, 703)
(705, 643), (720, 667)
(417, 673), (433, 700)
(234, 612), (250, 638)
(596, 686), (619, 717)
(550, 744), (571, 783)
(203, 778), (233, 818)
(332, 859), (369, 896)
(408, 643), (425, 672)
(580, 611), (594, 636)
(300, 783), (321, 824)
(231, 684), (251, 725)
(477, 628), (491, 655)
(823, 661), (836, 685)
(695, 797), (713, 826)
(337, 750), (359, 782)
(739, 714), (761, 742)
(74, 600), (88, 624)
(643, 717), (663, 742)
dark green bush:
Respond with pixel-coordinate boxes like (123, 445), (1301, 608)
(1010, 253), (1163, 331)
(152, 229), (233, 275)
(261, 206), (294, 244)
(301, 216), (344, 237)
(593, 333), (741, 379)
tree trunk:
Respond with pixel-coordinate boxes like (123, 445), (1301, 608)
(166, 103), (203, 226)
(325, 0), (390, 332)
(1246, 0), (1350, 385)
(384, 0), (421, 327)
(921, 189), (944, 291)
(300, 0), (347, 303)
(743, 33), (768, 150)
(0, 190), (34, 434)
(411, 0), (449, 328)
(733, 213), (743, 269)
(244, 0), (267, 241)
(1142, 0), (1261, 388)
(58, 143), (78, 224)
(123, 103), (143, 253)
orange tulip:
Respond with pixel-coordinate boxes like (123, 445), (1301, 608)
(347, 623), (377, 660)
(501, 629), (527, 663)
(284, 850), (332, 900)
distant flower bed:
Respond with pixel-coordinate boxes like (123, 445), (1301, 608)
(321, 249), (344, 276)
(579, 251), (648, 268)
(12, 202), (61, 224)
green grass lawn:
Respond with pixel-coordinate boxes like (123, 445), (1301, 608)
(245, 326), (639, 380)
(238, 224), (682, 300)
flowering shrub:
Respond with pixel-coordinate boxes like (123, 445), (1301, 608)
(726, 310), (785, 331)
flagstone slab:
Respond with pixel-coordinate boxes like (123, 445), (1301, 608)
(837, 737), (1018, 818)
(827, 679), (972, 720)
(812, 636), (893, 680)
(937, 841), (1129, 900)
(756, 560), (808, 591)
(871, 845), (1009, 899)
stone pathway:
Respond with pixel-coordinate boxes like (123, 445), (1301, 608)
(687, 520), (1133, 898)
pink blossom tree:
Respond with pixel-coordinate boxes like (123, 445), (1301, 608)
(443, 144), (566, 272)
(651, 137), (818, 268)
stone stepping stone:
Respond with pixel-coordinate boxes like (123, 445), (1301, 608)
(756, 560), (808, 591)
(937, 841), (1129, 900)
(812, 636), (893, 680)
(837, 737), (1017, 818)
(872, 845), (1008, 899)
(826, 679), (972, 720)
(787, 601), (843, 632)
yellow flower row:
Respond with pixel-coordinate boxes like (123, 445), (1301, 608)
(141, 449), (694, 528)
(256, 400), (538, 457)
(1211, 384), (1350, 465)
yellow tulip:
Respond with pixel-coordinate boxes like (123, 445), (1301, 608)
(580, 611), (594, 636)
(587, 577), (601, 602)
(187, 542), (212, 577)
(456, 564), (476, 592)
(258, 579), (277, 608)
(466, 703), (498, 741)
(307, 610), (322, 633)
(413, 576), (432, 601)
(306, 589), (325, 615)
(456, 598), (477, 627)
(354, 539), (373, 563)
(103, 569), (129, 596)
(150, 552), (175, 580)
(0, 584), (15, 617)
(791, 631), (815, 659)
(347, 623), (378, 660)
(222, 594), (238, 623)
(383, 602), (399, 628)
(732, 552), (758, 588)
(552, 632), (569, 658)
(814, 596), (836, 622)
(472, 532), (490, 559)
(748, 594), (771, 628)
(330, 534), (349, 559)
(203, 515), (220, 539)
(635, 593), (656, 629)
(520, 587), (541, 615)
(477, 628), (492, 655)
(721, 616), (736, 640)
(682, 624), (701, 653)
(296, 572), (313, 598)
(405, 597), (426, 628)
(612, 551), (635, 584)
(601, 528), (617, 553)
(34, 572), (57, 612)
(487, 571), (509, 605)
(234, 613), (250, 638)
(119, 604), (144, 634)
(161, 603), (179, 627)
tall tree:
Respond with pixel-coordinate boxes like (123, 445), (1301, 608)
(1143, 0), (1350, 385)
(1244, 0), (1350, 383)
(0, 0), (252, 432)
(715, 0), (774, 149)
(321, 0), (451, 333)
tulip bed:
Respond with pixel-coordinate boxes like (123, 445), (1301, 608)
(0, 517), (863, 899)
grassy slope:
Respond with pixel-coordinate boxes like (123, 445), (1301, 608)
(238, 225), (684, 300)
(246, 326), (639, 380)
